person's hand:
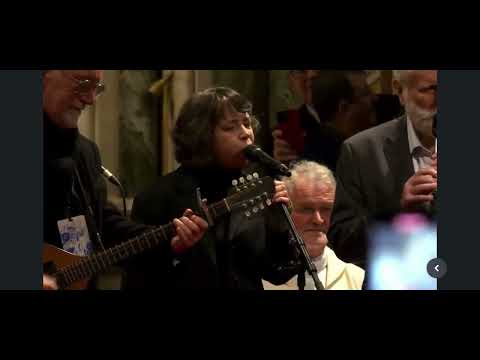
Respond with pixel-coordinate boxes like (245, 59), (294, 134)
(401, 167), (437, 210)
(272, 129), (299, 163)
(272, 180), (292, 208)
(266, 181), (295, 233)
(171, 209), (209, 254)
(43, 274), (58, 290)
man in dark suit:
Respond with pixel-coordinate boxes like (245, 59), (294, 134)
(328, 70), (438, 268)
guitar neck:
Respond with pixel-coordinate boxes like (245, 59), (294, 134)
(55, 223), (176, 288)
(55, 198), (231, 289)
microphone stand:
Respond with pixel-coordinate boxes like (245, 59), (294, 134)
(243, 147), (324, 290)
(279, 202), (324, 290)
(109, 179), (127, 217)
(118, 182), (128, 217)
(102, 166), (128, 217)
(269, 170), (324, 291)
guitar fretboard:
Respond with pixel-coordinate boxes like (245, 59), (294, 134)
(55, 198), (233, 289)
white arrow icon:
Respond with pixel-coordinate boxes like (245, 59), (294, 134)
(428, 259), (447, 279)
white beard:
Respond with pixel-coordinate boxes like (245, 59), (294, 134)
(405, 100), (436, 138)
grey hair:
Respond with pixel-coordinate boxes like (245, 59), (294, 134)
(393, 70), (420, 86)
(282, 160), (336, 196)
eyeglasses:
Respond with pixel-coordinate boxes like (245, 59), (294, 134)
(72, 78), (106, 97)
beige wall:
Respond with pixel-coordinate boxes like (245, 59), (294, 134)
(163, 70), (196, 174)
(78, 70), (120, 174)
(77, 70), (197, 204)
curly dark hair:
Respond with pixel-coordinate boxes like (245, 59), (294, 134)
(172, 87), (260, 168)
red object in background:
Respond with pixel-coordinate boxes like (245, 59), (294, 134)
(276, 110), (306, 155)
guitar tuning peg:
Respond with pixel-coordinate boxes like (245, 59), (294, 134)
(253, 172), (259, 179)
(259, 203), (265, 210)
(246, 174), (253, 181)
(266, 199), (272, 206)
(239, 177), (245, 184)
(232, 179), (238, 187)
(253, 206), (259, 214)
(245, 210), (251, 218)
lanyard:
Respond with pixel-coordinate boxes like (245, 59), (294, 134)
(72, 161), (106, 252)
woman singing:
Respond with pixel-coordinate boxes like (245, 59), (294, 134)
(127, 87), (299, 289)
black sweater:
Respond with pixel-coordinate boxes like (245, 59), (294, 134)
(129, 166), (300, 290)
(43, 115), (153, 254)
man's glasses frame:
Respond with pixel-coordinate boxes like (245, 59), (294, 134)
(72, 78), (106, 97)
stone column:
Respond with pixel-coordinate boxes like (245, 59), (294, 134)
(118, 70), (159, 196)
(161, 70), (196, 174)
(94, 70), (121, 178)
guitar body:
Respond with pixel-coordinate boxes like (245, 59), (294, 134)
(43, 244), (90, 290)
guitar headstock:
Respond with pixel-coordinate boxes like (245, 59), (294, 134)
(227, 172), (275, 219)
(195, 173), (276, 225)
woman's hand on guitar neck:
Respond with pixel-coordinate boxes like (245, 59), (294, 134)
(43, 274), (58, 290)
(272, 180), (292, 209)
(171, 209), (209, 255)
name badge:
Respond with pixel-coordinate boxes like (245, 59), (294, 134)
(57, 215), (93, 256)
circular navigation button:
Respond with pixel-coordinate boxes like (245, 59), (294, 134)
(427, 258), (447, 279)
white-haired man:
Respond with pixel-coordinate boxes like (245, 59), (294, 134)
(42, 70), (208, 289)
(264, 161), (365, 290)
(328, 70), (438, 268)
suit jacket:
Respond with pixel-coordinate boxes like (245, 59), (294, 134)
(263, 247), (365, 290)
(328, 116), (415, 268)
(128, 166), (300, 290)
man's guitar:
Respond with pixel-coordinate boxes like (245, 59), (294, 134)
(43, 173), (274, 290)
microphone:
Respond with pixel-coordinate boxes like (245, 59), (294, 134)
(243, 145), (292, 177)
(101, 166), (122, 187)
(100, 165), (127, 216)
